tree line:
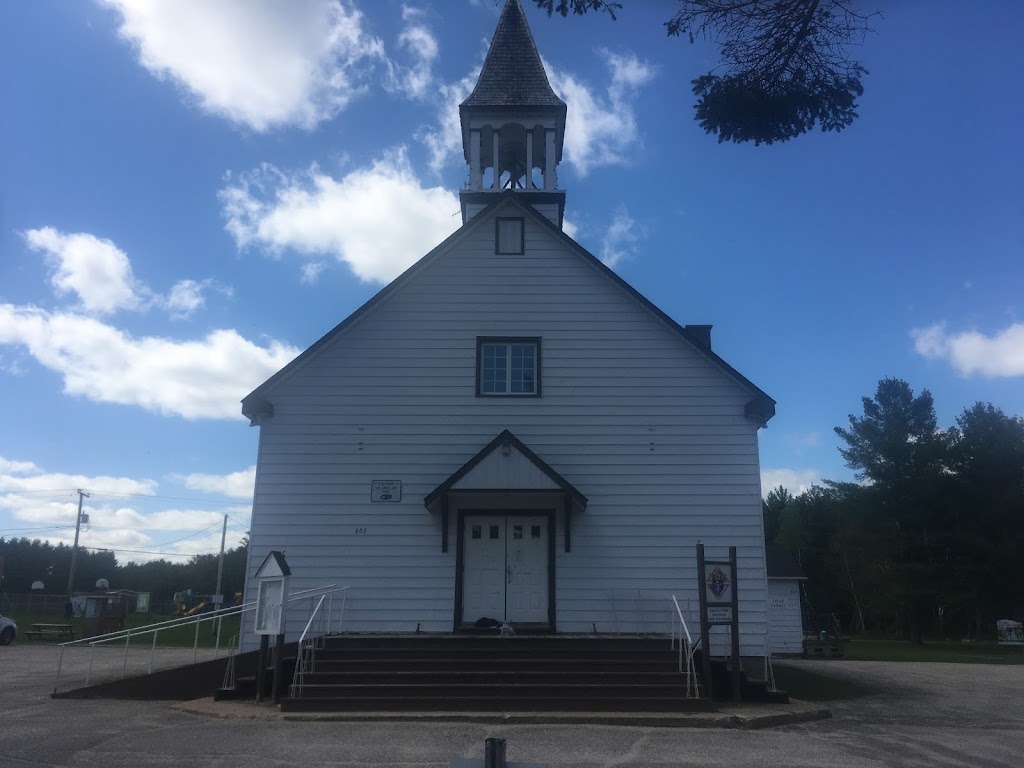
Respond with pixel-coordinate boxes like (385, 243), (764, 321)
(764, 378), (1024, 643)
(0, 536), (249, 609)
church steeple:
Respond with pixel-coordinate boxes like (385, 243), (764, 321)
(459, 0), (567, 228)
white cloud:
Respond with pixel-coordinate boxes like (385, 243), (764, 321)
(0, 469), (155, 497)
(300, 262), (327, 285)
(100, 0), (384, 131)
(384, 6), (440, 100)
(22, 227), (218, 320)
(599, 205), (643, 268)
(761, 468), (821, 497)
(0, 457), (41, 475)
(0, 460), (253, 562)
(547, 50), (655, 175)
(180, 466), (256, 500)
(220, 147), (461, 283)
(0, 304), (299, 419)
(418, 67), (480, 172)
(161, 279), (210, 319)
(25, 227), (144, 314)
(912, 322), (1024, 378)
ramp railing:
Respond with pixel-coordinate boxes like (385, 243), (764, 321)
(53, 584), (347, 693)
(669, 594), (701, 698)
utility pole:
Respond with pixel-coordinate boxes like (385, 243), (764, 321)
(214, 514), (228, 601)
(213, 514), (227, 641)
(66, 489), (89, 598)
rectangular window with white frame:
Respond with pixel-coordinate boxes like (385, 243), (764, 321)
(477, 337), (541, 397)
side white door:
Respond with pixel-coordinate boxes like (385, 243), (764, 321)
(505, 516), (548, 623)
(462, 516), (507, 622)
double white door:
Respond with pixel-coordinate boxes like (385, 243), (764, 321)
(462, 514), (548, 624)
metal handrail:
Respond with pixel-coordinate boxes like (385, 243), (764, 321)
(763, 636), (777, 692)
(54, 583), (345, 691)
(291, 587), (348, 698)
(221, 633), (240, 692)
(290, 595), (326, 697)
(669, 595), (700, 698)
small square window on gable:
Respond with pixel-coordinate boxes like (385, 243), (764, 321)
(477, 337), (541, 397)
(495, 217), (524, 255)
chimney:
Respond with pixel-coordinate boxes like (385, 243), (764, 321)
(684, 324), (712, 349)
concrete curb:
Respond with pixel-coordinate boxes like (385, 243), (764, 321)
(173, 698), (831, 729)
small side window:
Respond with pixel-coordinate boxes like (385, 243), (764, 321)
(531, 525), (541, 539)
(489, 525), (500, 540)
(513, 524), (523, 540)
(471, 525), (481, 539)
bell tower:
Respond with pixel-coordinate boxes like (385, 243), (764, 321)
(459, 0), (567, 228)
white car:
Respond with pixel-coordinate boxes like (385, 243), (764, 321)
(0, 615), (16, 645)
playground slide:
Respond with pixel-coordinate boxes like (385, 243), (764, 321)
(184, 600), (209, 617)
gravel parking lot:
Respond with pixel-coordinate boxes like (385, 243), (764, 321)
(2, 644), (1022, 767)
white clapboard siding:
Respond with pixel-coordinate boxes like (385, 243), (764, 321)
(767, 579), (804, 655)
(243, 200), (770, 655)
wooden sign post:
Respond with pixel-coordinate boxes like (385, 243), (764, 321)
(696, 543), (741, 702)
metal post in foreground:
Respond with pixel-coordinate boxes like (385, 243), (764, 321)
(484, 738), (507, 768)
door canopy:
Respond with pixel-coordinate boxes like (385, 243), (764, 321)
(424, 429), (587, 553)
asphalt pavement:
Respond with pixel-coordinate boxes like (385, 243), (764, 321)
(2, 644), (1022, 767)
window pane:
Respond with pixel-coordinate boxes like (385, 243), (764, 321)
(481, 344), (507, 393)
(489, 525), (500, 539)
(508, 344), (536, 394)
(531, 525), (541, 539)
(471, 525), (481, 539)
(513, 525), (523, 540)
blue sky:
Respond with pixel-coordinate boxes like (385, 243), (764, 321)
(1, 0), (1022, 566)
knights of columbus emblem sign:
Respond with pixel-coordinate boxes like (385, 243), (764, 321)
(706, 566), (730, 599)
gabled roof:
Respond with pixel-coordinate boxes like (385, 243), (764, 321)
(765, 544), (805, 579)
(242, 193), (775, 423)
(424, 430), (587, 508)
(254, 550), (291, 578)
(461, 0), (565, 109)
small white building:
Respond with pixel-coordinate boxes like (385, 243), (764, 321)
(765, 544), (807, 655)
(241, 0), (776, 657)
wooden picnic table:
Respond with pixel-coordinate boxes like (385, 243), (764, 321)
(25, 623), (77, 641)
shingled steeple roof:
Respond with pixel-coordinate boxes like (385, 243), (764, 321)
(461, 0), (565, 108)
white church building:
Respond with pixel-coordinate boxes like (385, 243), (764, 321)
(241, 0), (776, 658)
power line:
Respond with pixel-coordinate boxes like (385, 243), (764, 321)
(150, 522), (225, 548)
(2, 487), (252, 508)
(83, 545), (219, 558)
(84, 490), (249, 506)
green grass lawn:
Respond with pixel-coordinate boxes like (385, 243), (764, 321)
(843, 639), (1024, 664)
(7, 611), (241, 648)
